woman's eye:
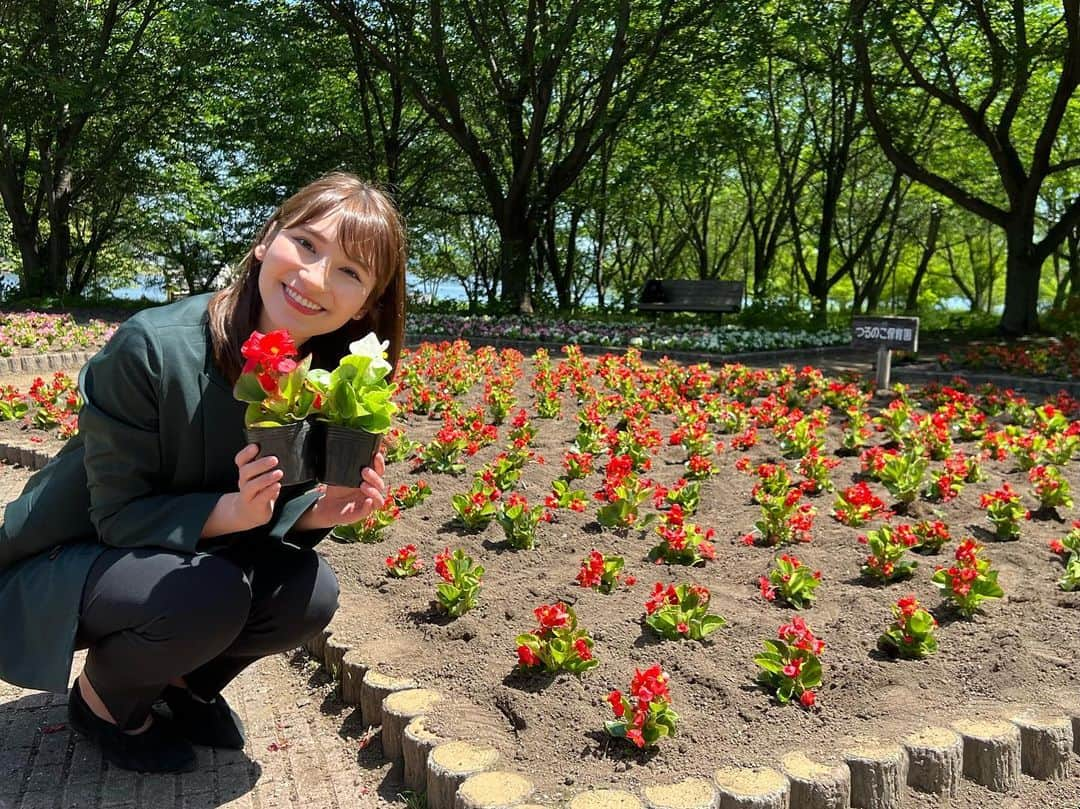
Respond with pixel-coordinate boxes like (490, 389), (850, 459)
(295, 237), (315, 252)
(341, 268), (364, 283)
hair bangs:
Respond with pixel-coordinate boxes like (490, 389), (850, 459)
(278, 185), (402, 297)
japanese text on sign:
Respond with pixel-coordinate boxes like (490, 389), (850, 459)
(851, 316), (919, 352)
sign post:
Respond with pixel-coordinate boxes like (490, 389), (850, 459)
(851, 316), (919, 391)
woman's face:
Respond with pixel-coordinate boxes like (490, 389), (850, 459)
(255, 212), (375, 344)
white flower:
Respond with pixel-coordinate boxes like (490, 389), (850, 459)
(349, 332), (393, 380)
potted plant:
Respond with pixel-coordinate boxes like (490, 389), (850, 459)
(308, 332), (398, 486)
(233, 329), (322, 485)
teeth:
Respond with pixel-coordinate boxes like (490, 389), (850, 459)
(285, 285), (321, 311)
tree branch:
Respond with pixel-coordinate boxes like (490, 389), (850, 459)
(851, 0), (1009, 226)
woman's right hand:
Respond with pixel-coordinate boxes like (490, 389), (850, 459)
(229, 443), (283, 530)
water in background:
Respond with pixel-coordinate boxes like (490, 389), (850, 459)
(2, 271), (465, 304)
(3, 270), (998, 314)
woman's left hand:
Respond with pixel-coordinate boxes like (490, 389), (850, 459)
(311, 451), (388, 528)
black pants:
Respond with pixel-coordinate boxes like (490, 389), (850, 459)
(74, 539), (339, 730)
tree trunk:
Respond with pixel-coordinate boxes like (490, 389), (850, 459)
(905, 205), (942, 313)
(999, 235), (1043, 335)
(498, 237), (532, 314)
(493, 192), (538, 314)
(12, 227), (43, 296)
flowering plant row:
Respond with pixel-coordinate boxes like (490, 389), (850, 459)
(406, 311), (849, 355)
(0, 373), (83, 438)
(0, 311), (116, 357)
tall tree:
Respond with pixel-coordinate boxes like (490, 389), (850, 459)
(316, 0), (735, 312)
(0, 0), (224, 296)
(852, 0), (1080, 335)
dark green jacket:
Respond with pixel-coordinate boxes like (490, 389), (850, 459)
(0, 294), (325, 693)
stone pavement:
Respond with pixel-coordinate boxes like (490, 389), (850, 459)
(0, 464), (406, 809)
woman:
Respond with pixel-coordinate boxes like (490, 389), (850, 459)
(0, 173), (406, 773)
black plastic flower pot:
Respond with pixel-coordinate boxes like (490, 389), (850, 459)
(318, 423), (380, 487)
(243, 420), (316, 486)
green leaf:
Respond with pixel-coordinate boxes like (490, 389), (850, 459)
(754, 654), (784, 675)
(800, 656), (823, 688)
(604, 720), (627, 738)
(234, 373), (268, 404)
(697, 614), (727, 636)
(909, 611), (934, 634)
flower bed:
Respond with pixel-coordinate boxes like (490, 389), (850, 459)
(0, 311), (117, 357)
(937, 337), (1080, 381)
(312, 341), (1080, 800)
(0, 372), (81, 444)
(406, 312), (848, 354)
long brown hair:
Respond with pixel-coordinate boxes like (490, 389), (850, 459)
(208, 173), (407, 382)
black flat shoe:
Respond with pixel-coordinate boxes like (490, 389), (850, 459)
(67, 682), (196, 773)
(161, 685), (246, 750)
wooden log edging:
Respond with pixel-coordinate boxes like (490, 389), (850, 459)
(0, 441), (53, 471)
(296, 631), (1080, 809)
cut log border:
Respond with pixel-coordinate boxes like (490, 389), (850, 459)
(298, 630), (1080, 809)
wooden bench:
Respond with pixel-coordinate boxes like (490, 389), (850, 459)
(638, 279), (744, 319)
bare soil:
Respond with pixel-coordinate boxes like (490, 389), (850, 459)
(1, 338), (1079, 806)
(314, 360), (1080, 805)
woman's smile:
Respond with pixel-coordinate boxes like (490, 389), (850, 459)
(281, 283), (324, 314)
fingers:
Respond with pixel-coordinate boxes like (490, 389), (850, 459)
(242, 468), (283, 500)
(235, 443), (259, 467)
(357, 483), (383, 505)
(238, 456), (281, 488)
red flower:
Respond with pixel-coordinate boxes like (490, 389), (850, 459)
(257, 370), (278, 394)
(241, 329), (298, 369)
(630, 665), (670, 703)
(517, 644), (540, 667)
(799, 690), (816, 708)
(896, 595), (919, 617)
(573, 638), (592, 660)
(625, 728), (646, 748)
(533, 602), (570, 631)
(644, 583), (678, 614)
(758, 576), (777, 602)
(434, 547), (453, 582)
(607, 690), (625, 718)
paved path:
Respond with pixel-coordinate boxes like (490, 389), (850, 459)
(0, 465), (404, 809)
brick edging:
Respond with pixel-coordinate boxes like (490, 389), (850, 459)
(0, 351), (96, 376)
(298, 630), (1078, 809)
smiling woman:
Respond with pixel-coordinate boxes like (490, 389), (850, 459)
(0, 172), (407, 775)
(255, 217), (376, 344)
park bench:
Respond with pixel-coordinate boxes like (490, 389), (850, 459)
(638, 279), (744, 320)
